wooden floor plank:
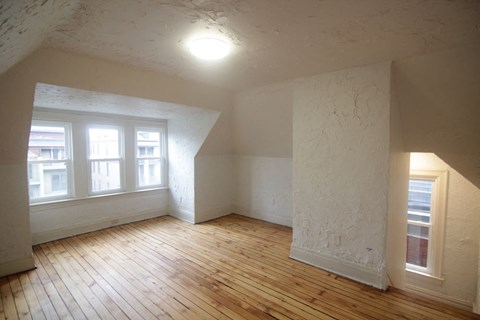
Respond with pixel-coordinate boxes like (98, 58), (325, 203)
(1, 214), (478, 320)
(17, 272), (47, 320)
(0, 277), (18, 320)
(162, 216), (457, 319)
(49, 241), (129, 320)
(154, 217), (448, 319)
(99, 226), (282, 320)
(59, 239), (144, 320)
(97, 226), (262, 320)
(134, 219), (382, 318)
(119, 222), (343, 320)
(26, 269), (59, 320)
(30, 256), (73, 320)
(0, 280), (4, 320)
(7, 275), (32, 320)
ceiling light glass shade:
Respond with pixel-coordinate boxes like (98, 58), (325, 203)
(188, 37), (230, 60)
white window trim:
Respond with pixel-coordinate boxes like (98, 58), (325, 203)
(86, 124), (125, 196)
(30, 109), (168, 205)
(28, 120), (74, 203)
(134, 126), (168, 189)
(406, 170), (448, 279)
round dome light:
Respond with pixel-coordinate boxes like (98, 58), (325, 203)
(188, 37), (230, 60)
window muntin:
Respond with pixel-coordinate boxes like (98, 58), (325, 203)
(135, 128), (165, 188)
(406, 171), (447, 277)
(30, 111), (167, 204)
(87, 126), (124, 194)
(28, 122), (73, 202)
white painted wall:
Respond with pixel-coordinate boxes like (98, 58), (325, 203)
(194, 155), (234, 223)
(233, 81), (293, 157)
(232, 82), (293, 226)
(167, 112), (220, 223)
(0, 47), (232, 276)
(476, 243), (480, 314)
(386, 81), (410, 289)
(194, 100), (235, 224)
(30, 190), (168, 244)
(233, 156), (293, 227)
(406, 153), (480, 309)
(394, 45), (480, 188)
(291, 62), (392, 289)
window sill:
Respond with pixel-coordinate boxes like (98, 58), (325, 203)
(30, 187), (168, 209)
(406, 269), (444, 286)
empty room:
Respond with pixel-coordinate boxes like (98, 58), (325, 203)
(1, 0), (479, 319)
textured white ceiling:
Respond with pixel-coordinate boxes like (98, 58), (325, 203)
(34, 83), (213, 119)
(1, 0), (480, 90)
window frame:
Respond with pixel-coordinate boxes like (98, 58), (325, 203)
(86, 124), (125, 196)
(28, 120), (74, 203)
(134, 126), (167, 189)
(30, 109), (168, 205)
(406, 170), (448, 278)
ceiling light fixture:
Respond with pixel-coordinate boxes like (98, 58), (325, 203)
(188, 37), (230, 61)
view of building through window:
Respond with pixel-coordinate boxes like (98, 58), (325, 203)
(136, 130), (162, 187)
(406, 179), (433, 269)
(27, 114), (167, 204)
(88, 127), (122, 193)
(28, 124), (70, 201)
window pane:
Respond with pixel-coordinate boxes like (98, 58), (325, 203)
(136, 131), (160, 157)
(138, 159), (161, 187)
(28, 126), (66, 160)
(407, 224), (429, 238)
(406, 224), (429, 268)
(88, 128), (119, 159)
(28, 162), (68, 199)
(90, 160), (121, 192)
(408, 179), (432, 223)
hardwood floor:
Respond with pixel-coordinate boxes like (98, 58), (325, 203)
(1, 214), (478, 320)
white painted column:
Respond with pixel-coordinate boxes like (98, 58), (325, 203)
(290, 62), (393, 289)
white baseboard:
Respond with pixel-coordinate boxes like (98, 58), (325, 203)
(168, 207), (194, 224)
(290, 245), (387, 290)
(32, 209), (166, 245)
(0, 255), (36, 277)
(404, 283), (473, 311)
(232, 206), (292, 227)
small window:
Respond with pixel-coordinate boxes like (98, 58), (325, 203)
(27, 121), (73, 202)
(135, 128), (165, 188)
(406, 171), (447, 277)
(87, 126), (123, 194)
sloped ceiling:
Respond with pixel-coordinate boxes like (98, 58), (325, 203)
(1, 0), (480, 91)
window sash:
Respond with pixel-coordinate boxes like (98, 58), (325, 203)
(134, 127), (166, 189)
(87, 125), (124, 195)
(30, 110), (168, 204)
(406, 171), (447, 278)
(28, 120), (73, 203)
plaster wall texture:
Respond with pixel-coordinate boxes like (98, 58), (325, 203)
(291, 62), (392, 289)
(167, 112), (220, 223)
(3, 0), (480, 91)
(193, 103), (235, 223)
(232, 82), (293, 226)
(385, 81), (410, 289)
(394, 44), (480, 188)
(0, 47), (232, 274)
(233, 156), (293, 227)
(195, 155), (234, 223)
(407, 153), (480, 307)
